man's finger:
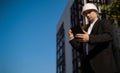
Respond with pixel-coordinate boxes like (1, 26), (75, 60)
(75, 34), (83, 38)
(82, 30), (87, 34)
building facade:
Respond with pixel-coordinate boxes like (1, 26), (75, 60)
(56, 0), (120, 73)
(56, 0), (74, 73)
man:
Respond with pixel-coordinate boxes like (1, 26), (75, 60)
(68, 3), (118, 73)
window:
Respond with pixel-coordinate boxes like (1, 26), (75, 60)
(56, 23), (65, 73)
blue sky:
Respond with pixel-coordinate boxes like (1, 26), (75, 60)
(0, 0), (67, 73)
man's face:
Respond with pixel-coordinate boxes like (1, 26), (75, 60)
(83, 10), (97, 22)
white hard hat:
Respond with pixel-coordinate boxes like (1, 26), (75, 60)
(82, 3), (98, 15)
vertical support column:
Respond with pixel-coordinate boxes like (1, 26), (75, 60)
(83, 0), (88, 24)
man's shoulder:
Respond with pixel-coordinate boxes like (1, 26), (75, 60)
(99, 18), (113, 24)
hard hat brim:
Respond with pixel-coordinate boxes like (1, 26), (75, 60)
(82, 9), (98, 16)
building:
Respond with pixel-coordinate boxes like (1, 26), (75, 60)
(56, 0), (120, 73)
(56, 0), (74, 73)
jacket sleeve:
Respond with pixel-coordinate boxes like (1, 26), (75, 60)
(69, 38), (84, 53)
(69, 39), (79, 49)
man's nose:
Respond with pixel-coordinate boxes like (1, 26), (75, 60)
(86, 14), (90, 18)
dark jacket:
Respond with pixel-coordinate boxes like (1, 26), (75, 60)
(69, 19), (118, 73)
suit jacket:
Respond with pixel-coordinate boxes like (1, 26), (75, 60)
(69, 19), (118, 73)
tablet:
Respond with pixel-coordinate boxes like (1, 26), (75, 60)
(70, 25), (84, 36)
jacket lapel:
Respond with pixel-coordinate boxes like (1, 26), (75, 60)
(90, 19), (101, 34)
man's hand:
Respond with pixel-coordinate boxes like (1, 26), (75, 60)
(75, 30), (89, 42)
(68, 29), (74, 40)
